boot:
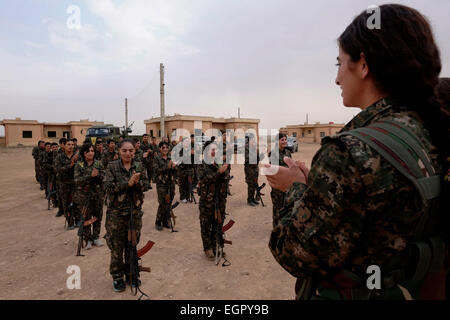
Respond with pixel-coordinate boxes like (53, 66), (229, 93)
(204, 249), (215, 261)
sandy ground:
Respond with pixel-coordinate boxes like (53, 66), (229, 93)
(0, 143), (321, 300)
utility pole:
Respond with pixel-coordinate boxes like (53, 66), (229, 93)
(160, 63), (165, 139)
(238, 107), (240, 119)
(125, 97), (128, 131)
(306, 113), (309, 124)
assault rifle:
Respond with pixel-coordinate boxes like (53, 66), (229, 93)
(164, 198), (180, 232)
(46, 179), (57, 210)
(165, 172), (180, 232)
(187, 175), (197, 204)
(127, 190), (154, 300)
(65, 195), (76, 230)
(213, 187), (234, 267)
(76, 192), (98, 256)
(255, 182), (266, 207)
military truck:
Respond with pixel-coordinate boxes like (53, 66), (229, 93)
(85, 124), (122, 144)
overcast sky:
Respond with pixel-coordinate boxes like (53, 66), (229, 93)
(0, 0), (449, 136)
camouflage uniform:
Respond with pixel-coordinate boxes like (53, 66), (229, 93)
(268, 97), (444, 299)
(244, 143), (261, 203)
(55, 148), (65, 213)
(141, 142), (157, 182)
(101, 148), (119, 169)
(153, 154), (176, 227)
(269, 147), (292, 227)
(55, 152), (77, 225)
(74, 159), (105, 241)
(104, 159), (149, 280)
(177, 146), (195, 201)
(32, 146), (44, 184)
(41, 151), (55, 198)
(197, 162), (228, 252)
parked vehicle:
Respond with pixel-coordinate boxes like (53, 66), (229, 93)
(85, 124), (122, 144)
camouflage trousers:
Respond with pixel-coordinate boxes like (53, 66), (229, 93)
(270, 188), (286, 228)
(74, 194), (104, 241)
(59, 183), (76, 224)
(177, 168), (194, 201)
(35, 159), (42, 184)
(105, 210), (143, 280)
(156, 184), (175, 227)
(198, 195), (226, 251)
(244, 165), (259, 202)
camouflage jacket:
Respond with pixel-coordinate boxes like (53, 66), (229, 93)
(134, 149), (145, 165)
(269, 97), (442, 280)
(197, 162), (228, 203)
(104, 159), (149, 215)
(153, 154), (176, 186)
(32, 146), (43, 161)
(269, 147), (291, 167)
(55, 152), (77, 184)
(74, 159), (105, 203)
(101, 148), (119, 168)
(41, 151), (55, 174)
(245, 144), (264, 167)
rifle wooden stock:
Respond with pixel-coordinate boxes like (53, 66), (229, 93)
(137, 240), (155, 258)
(139, 266), (151, 273)
(222, 219), (235, 232)
(224, 239), (232, 245)
(83, 217), (97, 226)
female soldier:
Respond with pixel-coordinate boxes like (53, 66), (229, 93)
(268, 133), (291, 227)
(153, 141), (177, 230)
(198, 141), (229, 260)
(104, 138), (150, 292)
(74, 142), (105, 249)
(267, 4), (449, 300)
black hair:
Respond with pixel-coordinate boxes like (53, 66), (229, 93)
(277, 133), (287, 141)
(142, 134), (148, 137)
(133, 138), (140, 143)
(59, 138), (67, 144)
(44, 142), (51, 146)
(119, 138), (135, 149)
(71, 138), (77, 142)
(190, 134), (194, 138)
(51, 142), (58, 146)
(95, 139), (103, 145)
(107, 139), (115, 144)
(79, 142), (94, 163)
(159, 141), (169, 148)
(38, 140), (44, 145)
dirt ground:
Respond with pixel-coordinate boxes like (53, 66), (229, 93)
(0, 143), (321, 300)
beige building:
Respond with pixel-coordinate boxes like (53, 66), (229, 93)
(144, 114), (260, 141)
(280, 122), (345, 143)
(0, 118), (104, 147)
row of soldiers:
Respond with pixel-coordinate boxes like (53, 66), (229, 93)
(31, 132), (286, 292)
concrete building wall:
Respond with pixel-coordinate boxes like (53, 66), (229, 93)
(5, 123), (44, 146)
(0, 119), (104, 147)
(145, 116), (260, 143)
(280, 123), (344, 143)
(43, 125), (71, 143)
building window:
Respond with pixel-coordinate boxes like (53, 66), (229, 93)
(158, 130), (161, 137)
(302, 132), (305, 137)
(23, 131), (32, 138)
(63, 131), (70, 139)
(320, 132), (325, 138)
(292, 132), (297, 137)
(48, 131), (56, 138)
(308, 130), (312, 134)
